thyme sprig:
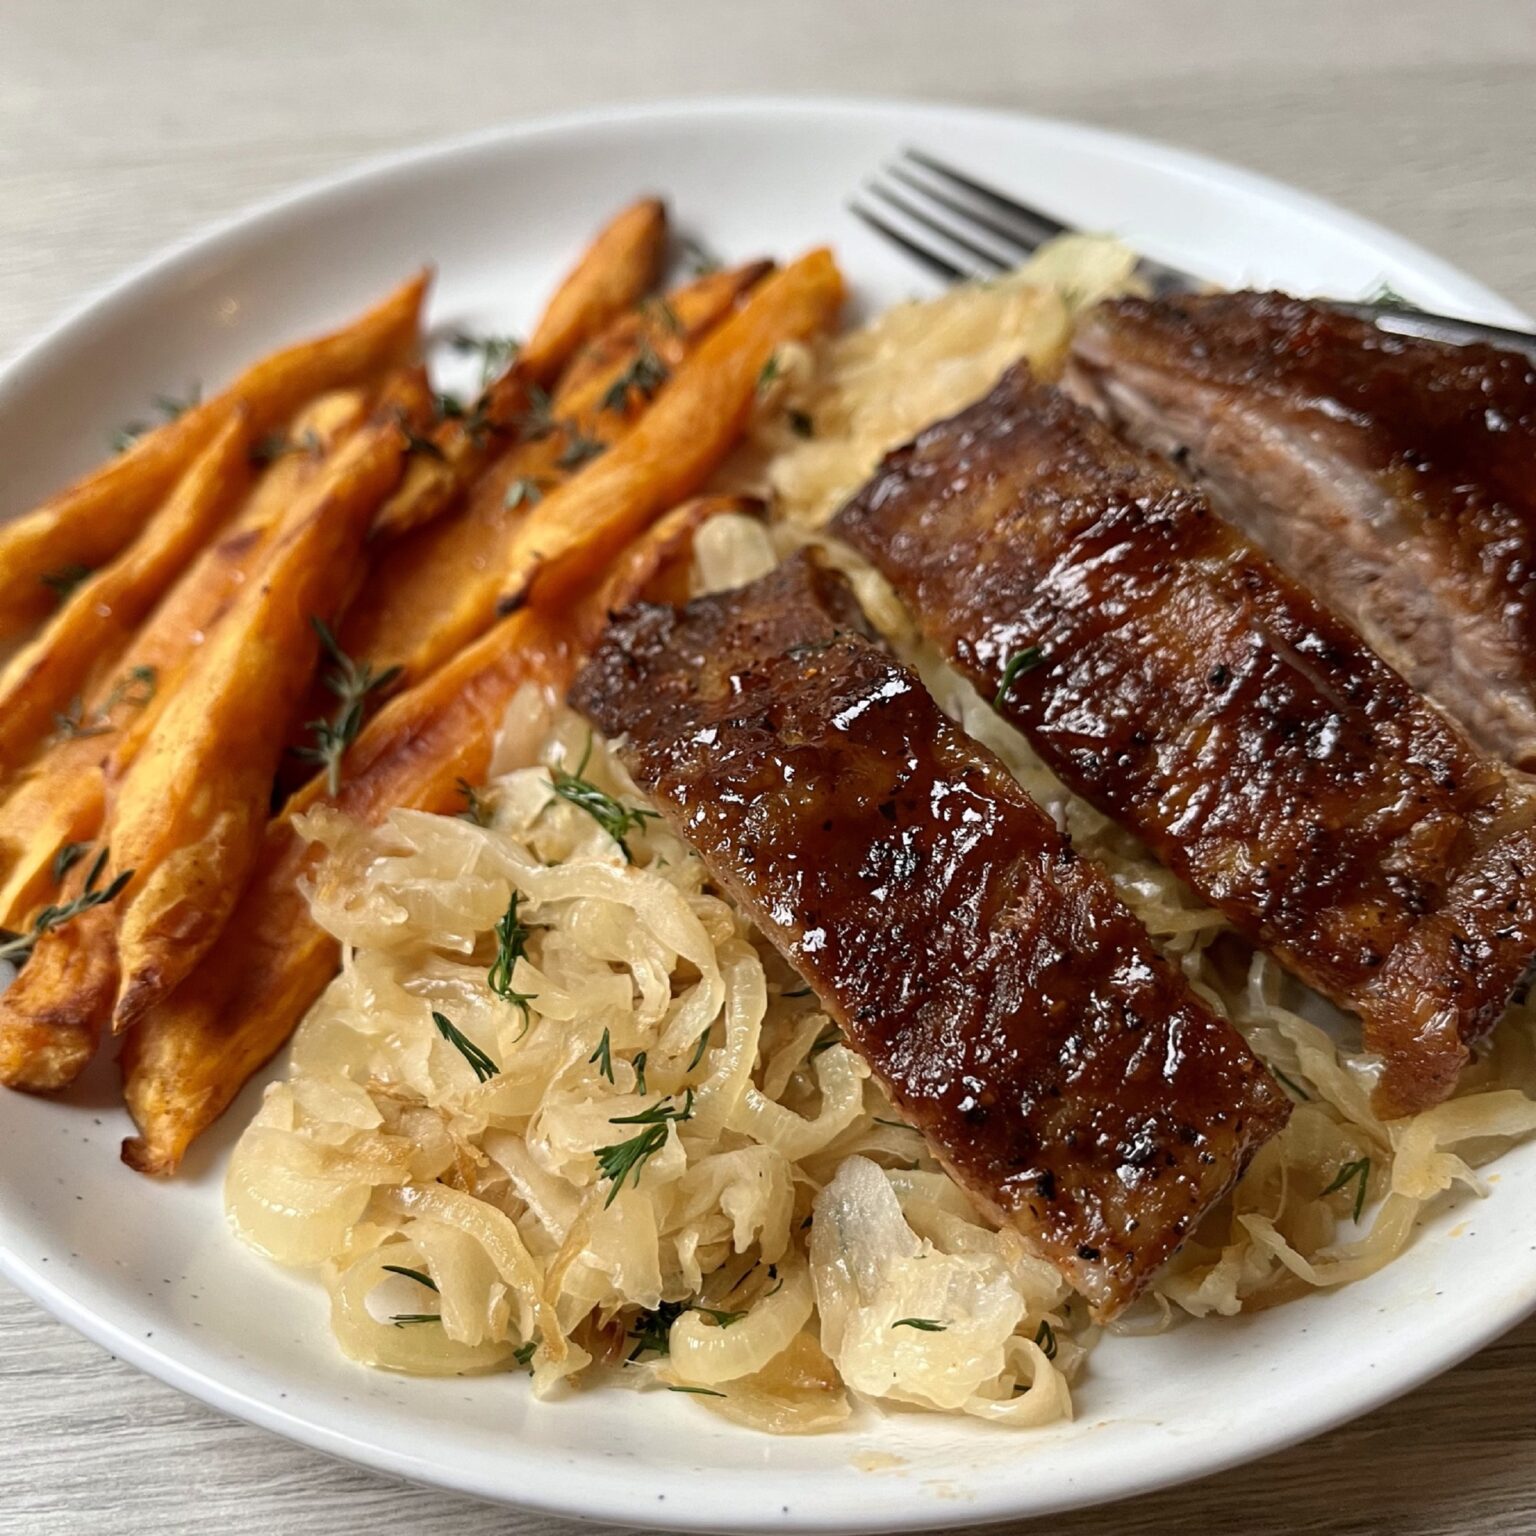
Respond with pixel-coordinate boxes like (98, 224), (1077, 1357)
(678, 236), (722, 276)
(449, 330), (521, 387)
(487, 890), (536, 1032)
(549, 737), (659, 862)
(112, 385), (200, 454)
(556, 426), (607, 471)
(432, 1009), (500, 1083)
(51, 841), (91, 884)
(296, 619), (402, 794)
(455, 778), (493, 827)
(40, 564), (92, 603)
(503, 477), (545, 510)
(602, 343), (670, 413)
(251, 428), (322, 466)
(52, 665), (157, 742)
(0, 848), (133, 965)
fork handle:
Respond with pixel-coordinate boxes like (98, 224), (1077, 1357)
(1327, 299), (1536, 362)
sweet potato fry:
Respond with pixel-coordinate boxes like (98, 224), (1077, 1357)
(0, 412), (252, 788)
(0, 273), (426, 645)
(521, 197), (668, 382)
(370, 200), (672, 544)
(0, 391), (370, 932)
(117, 490), (750, 1173)
(338, 258), (791, 692)
(0, 900), (119, 1093)
(107, 417), (410, 1034)
(509, 248), (843, 615)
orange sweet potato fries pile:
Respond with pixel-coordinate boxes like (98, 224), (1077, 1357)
(0, 201), (844, 1174)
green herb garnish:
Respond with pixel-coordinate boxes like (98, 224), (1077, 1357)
(487, 891), (536, 1032)
(1322, 1156), (1372, 1222)
(602, 343), (670, 414)
(686, 1026), (712, 1072)
(556, 426), (607, 470)
(516, 385), (557, 442)
(1034, 1319), (1057, 1361)
(431, 1009), (500, 1083)
(51, 841), (91, 885)
(787, 408), (814, 439)
(549, 737), (659, 862)
(0, 848), (133, 965)
(678, 236), (722, 276)
(892, 1318), (947, 1332)
(51, 665), (157, 743)
(590, 1027), (615, 1084)
(632, 1050), (648, 1096)
(809, 1024), (845, 1057)
(381, 1265), (439, 1291)
(595, 1091), (694, 1206)
(40, 564), (92, 603)
(512, 1340), (537, 1370)
(504, 477), (545, 510)
(1274, 1069), (1310, 1101)
(112, 386), (200, 454)
(693, 1306), (745, 1329)
(1369, 282), (1421, 311)
(667, 1386), (726, 1397)
(449, 330), (521, 387)
(295, 619), (402, 794)
(455, 778), (492, 827)
(756, 353), (782, 395)
(627, 1299), (686, 1361)
(250, 428), (322, 466)
(994, 646), (1045, 707)
(389, 1314), (441, 1328)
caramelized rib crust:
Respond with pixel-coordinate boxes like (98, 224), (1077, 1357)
(833, 365), (1536, 1118)
(571, 552), (1288, 1319)
(1071, 292), (1536, 769)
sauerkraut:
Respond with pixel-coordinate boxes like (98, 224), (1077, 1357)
(229, 238), (1536, 1432)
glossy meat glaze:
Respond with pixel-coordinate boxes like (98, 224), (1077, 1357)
(570, 551), (1288, 1318)
(1071, 292), (1536, 770)
(834, 366), (1536, 1117)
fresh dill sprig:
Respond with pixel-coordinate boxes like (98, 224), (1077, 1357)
(389, 1314), (441, 1328)
(1034, 1320), (1058, 1361)
(0, 848), (133, 965)
(693, 1306), (745, 1329)
(503, 477), (545, 510)
(590, 1027), (615, 1083)
(296, 619), (402, 794)
(640, 296), (683, 336)
(1274, 1068), (1310, 1101)
(40, 564), (92, 602)
(809, 1023), (845, 1057)
(449, 330), (521, 387)
(455, 778), (493, 827)
(686, 1026), (712, 1072)
(394, 411), (446, 460)
(632, 1051), (648, 1096)
(51, 841), (91, 884)
(381, 1265), (438, 1291)
(549, 736), (659, 862)
(1322, 1156), (1372, 1223)
(431, 1009), (500, 1083)
(601, 343), (670, 413)
(626, 1299), (686, 1361)
(1369, 281), (1421, 311)
(595, 1090), (694, 1206)
(891, 1318), (947, 1332)
(994, 646), (1045, 707)
(487, 890), (536, 1032)
(667, 1385), (726, 1397)
(556, 426), (607, 470)
(872, 1116), (916, 1131)
(512, 1340), (537, 1370)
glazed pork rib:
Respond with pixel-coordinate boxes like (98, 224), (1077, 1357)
(1070, 292), (1536, 770)
(570, 551), (1288, 1320)
(833, 365), (1536, 1119)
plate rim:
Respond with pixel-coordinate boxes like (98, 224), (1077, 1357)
(1, 92), (1532, 1532)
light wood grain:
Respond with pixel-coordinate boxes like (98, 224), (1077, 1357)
(3, 2), (1535, 1532)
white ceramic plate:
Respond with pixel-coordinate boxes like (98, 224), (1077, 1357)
(1, 97), (1533, 1533)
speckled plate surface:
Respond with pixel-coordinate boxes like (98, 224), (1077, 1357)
(1, 97), (1532, 1533)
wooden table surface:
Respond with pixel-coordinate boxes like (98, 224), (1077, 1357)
(3, 3), (1534, 1532)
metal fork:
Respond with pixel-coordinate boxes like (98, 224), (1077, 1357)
(851, 147), (1536, 360)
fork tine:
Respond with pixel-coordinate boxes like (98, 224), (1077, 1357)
(865, 182), (1013, 273)
(901, 147), (1071, 245)
(884, 164), (1044, 259)
(847, 201), (970, 283)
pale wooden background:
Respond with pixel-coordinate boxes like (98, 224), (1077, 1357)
(3, 2), (1535, 1532)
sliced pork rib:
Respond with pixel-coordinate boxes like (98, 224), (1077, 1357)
(1070, 291), (1536, 770)
(570, 551), (1288, 1319)
(833, 365), (1536, 1118)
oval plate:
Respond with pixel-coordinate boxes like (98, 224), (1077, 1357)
(1, 97), (1532, 1532)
